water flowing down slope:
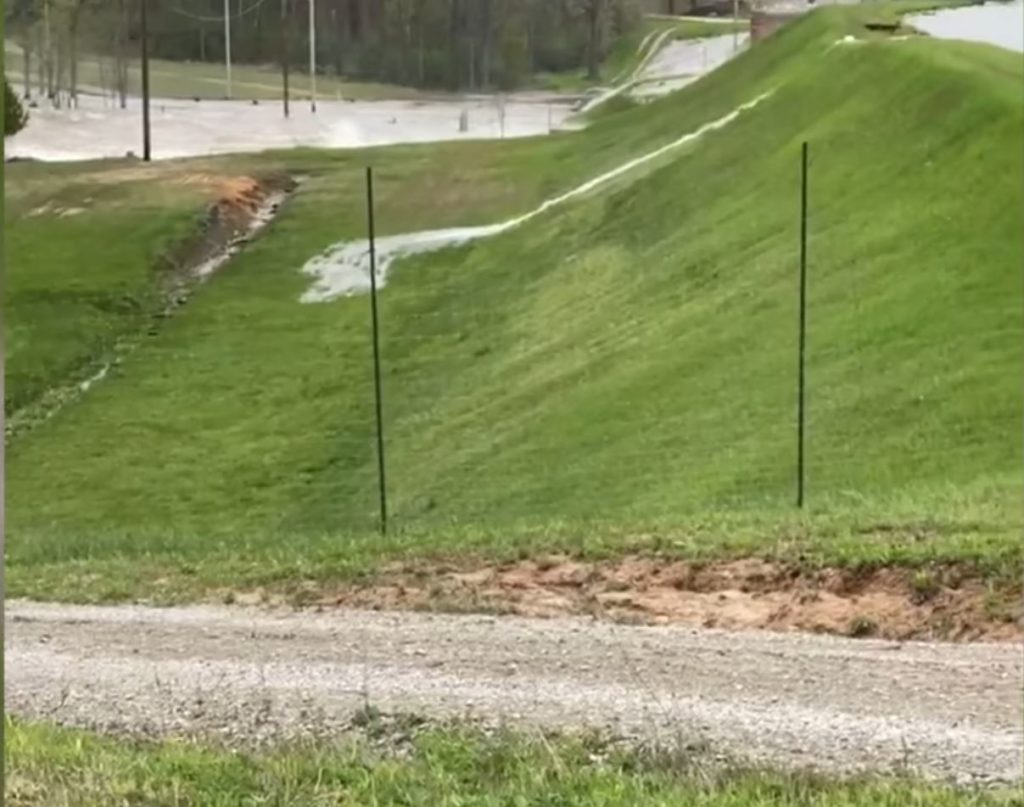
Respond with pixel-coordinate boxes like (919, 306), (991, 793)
(5, 7), (1022, 597)
(300, 92), (772, 301)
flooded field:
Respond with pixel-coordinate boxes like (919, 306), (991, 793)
(6, 31), (748, 163)
(909, 0), (1024, 52)
(5, 93), (575, 162)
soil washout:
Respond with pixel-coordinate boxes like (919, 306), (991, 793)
(170, 174), (292, 287)
(5, 172), (293, 440)
(261, 557), (1022, 643)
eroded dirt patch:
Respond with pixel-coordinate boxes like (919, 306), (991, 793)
(5, 172), (294, 440)
(273, 557), (1022, 643)
(162, 173), (293, 288)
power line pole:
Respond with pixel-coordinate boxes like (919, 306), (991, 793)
(281, 0), (290, 117)
(734, 0), (740, 51)
(224, 0), (232, 99)
(141, 0), (151, 161)
(43, 0), (52, 101)
(309, 0), (317, 112)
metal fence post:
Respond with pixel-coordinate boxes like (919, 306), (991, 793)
(797, 141), (809, 508)
(366, 166), (388, 534)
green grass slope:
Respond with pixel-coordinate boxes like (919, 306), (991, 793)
(6, 6), (1022, 600)
(4, 164), (212, 419)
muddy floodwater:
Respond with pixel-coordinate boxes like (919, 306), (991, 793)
(5, 93), (575, 162)
(7, 30), (749, 163)
(909, 0), (1024, 52)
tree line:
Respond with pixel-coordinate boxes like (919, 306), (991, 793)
(5, 0), (642, 106)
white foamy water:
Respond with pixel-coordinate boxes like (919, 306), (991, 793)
(299, 92), (772, 303)
(909, 0), (1024, 52)
(7, 22), (753, 162)
(637, 32), (749, 89)
(5, 93), (574, 162)
(580, 32), (749, 113)
(78, 364), (110, 393)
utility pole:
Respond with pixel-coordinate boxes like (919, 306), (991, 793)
(309, 0), (317, 112)
(281, 0), (290, 117)
(734, 0), (740, 51)
(224, 0), (232, 98)
(141, 0), (151, 160)
(43, 0), (52, 101)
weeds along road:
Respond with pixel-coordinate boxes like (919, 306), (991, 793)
(5, 601), (1021, 786)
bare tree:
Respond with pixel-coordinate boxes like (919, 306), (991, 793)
(4, 0), (641, 102)
(7, 0), (41, 99)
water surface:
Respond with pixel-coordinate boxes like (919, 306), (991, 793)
(909, 0), (1024, 53)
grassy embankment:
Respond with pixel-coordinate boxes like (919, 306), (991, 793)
(5, 3), (1021, 603)
(5, 718), (1017, 806)
(4, 162), (223, 424)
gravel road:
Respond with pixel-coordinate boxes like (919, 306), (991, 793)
(5, 601), (1021, 786)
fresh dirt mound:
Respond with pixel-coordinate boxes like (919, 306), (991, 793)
(280, 557), (1022, 643)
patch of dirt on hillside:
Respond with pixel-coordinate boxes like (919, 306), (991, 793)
(206, 175), (276, 229)
(4, 172), (294, 441)
(282, 557), (1022, 643)
(162, 173), (294, 284)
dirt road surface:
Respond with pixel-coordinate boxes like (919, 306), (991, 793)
(5, 601), (1021, 786)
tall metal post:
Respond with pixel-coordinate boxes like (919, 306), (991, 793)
(43, 0), (54, 100)
(224, 0), (232, 99)
(797, 141), (809, 508)
(366, 167), (389, 535)
(281, 0), (290, 117)
(733, 0), (740, 51)
(309, 0), (317, 112)
(140, 0), (151, 161)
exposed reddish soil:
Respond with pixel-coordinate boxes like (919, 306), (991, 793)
(207, 175), (273, 227)
(271, 557), (1023, 643)
(163, 173), (292, 284)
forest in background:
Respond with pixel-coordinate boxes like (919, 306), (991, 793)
(4, 0), (643, 102)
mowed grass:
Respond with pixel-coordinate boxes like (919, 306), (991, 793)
(5, 718), (1016, 806)
(3, 161), (216, 420)
(5, 5), (1022, 602)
